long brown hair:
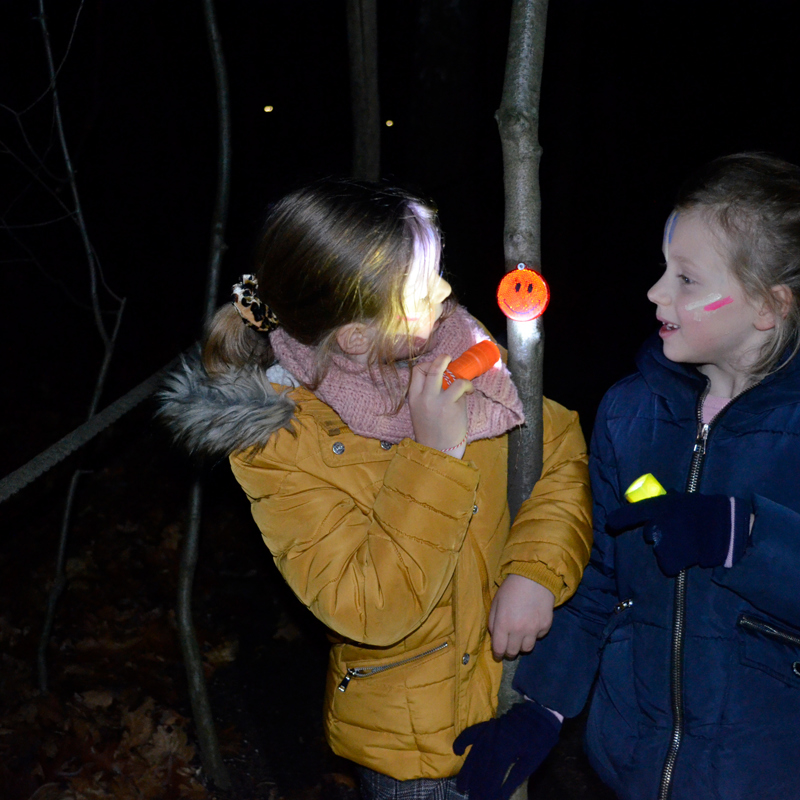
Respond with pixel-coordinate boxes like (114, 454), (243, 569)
(203, 178), (453, 392)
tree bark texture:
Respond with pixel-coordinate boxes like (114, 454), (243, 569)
(177, 480), (231, 789)
(346, 0), (380, 180)
(498, 0), (548, 523)
(201, 0), (231, 326)
(174, 0), (233, 789)
(496, 1), (549, 798)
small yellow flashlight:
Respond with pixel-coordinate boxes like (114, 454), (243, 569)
(624, 473), (667, 504)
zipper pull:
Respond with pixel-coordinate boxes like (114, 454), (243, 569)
(337, 669), (355, 692)
(693, 423), (710, 455)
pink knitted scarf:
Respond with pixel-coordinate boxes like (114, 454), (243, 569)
(269, 305), (524, 444)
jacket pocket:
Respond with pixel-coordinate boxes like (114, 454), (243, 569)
(737, 614), (800, 688)
(336, 641), (451, 692)
(601, 597), (634, 642)
(586, 600), (638, 783)
(328, 638), (455, 734)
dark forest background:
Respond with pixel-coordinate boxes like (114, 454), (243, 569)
(3, 0), (800, 476)
(2, 2), (800, 797)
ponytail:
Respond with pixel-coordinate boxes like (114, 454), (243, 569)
(202, 304), (274, 376)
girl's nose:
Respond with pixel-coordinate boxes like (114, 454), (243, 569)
(647, 275), (670, 306)
(434, 276), (452, 303)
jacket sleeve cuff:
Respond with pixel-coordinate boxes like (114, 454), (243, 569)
(378, 439), (480, 544)
(501, 561), (565, 600)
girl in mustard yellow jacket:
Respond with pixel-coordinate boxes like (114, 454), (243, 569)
(160, 178), (592, 800)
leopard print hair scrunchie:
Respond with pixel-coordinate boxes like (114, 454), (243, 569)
(230, 274), (279, 333)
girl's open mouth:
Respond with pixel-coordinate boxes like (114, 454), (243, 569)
(659, 321), (680, 337)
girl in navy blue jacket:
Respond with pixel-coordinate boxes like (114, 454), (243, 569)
(452, 153), (800, 800)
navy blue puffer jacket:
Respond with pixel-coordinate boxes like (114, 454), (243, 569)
(515, 335), (800, 799)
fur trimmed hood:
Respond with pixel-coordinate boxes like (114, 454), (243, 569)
(156, 353), (296, 459)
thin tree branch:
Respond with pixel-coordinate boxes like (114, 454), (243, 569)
(1, 211), (76, 228)
(201, 0), (231, 326)
(0, 216), (92, 310)
(173, 0), (232, 789)
(34, 0), (126, 693)
(0, 133), (76, 218)
(178, 480), (231, 789)
(37, 469), (91, 692)
(16, 0), (87, 116)
(37, 0), (112, 347)
(86, 297), (126, 418)
(0, 113), (62, 182)
(89, 240), (124, 305)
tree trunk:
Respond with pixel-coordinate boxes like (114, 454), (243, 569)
(346, 0), (380, 180)
(174, 0), (233, 790)
(202, 0), (232, 325)
(496, 0), (549, 797)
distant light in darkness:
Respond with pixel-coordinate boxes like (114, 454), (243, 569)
(263, 105), (274, 113)
(385, 120), (394, 127)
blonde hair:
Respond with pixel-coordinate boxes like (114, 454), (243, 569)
(676, 153), (800, 378)
(203, 178), (454, 402)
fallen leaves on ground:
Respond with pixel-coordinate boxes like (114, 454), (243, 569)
(0, 425), (351, 800)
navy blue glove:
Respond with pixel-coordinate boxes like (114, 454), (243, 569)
(453, 700), (561, 800)
(606, 491), (751, 577)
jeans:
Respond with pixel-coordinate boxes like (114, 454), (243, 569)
(357, 766), (469, 800)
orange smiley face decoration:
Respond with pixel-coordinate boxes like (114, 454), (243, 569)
(496, 263), (550, 321)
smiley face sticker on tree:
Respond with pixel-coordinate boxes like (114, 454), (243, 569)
(496, 263), (550, 321)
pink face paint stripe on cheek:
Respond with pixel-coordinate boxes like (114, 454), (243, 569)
(703, 296), (734, 312)
(685, 293), (721, 311)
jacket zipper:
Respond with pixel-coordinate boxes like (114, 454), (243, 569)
(658, 379), (760, 800)
(738, 615), (800, 648)
(337, 642), (449, 692)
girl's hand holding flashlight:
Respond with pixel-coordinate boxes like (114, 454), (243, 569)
(409, 354), (472, 457)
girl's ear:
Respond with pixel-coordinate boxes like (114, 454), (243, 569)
(336, 322), (375, 358)
(755, 284), (793, 330)
(772, 284), (793, 320)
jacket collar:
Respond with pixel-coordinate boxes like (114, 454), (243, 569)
(635, 333), (800, 418)
(636, 334), (705, 408)
(157, 352), (297, 460)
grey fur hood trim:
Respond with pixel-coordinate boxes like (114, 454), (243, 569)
(157, 353), (296, 459)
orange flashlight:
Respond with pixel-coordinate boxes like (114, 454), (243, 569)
(442, 340), (501, 389)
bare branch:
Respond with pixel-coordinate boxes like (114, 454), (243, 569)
(0, 134), (75, 218)
(89, 241), (125, 305)
(172, 1), (233, 790)
(86, 298), (126, 418)
(0, 113), (63, 182)
(201, 0), (231, 325)
(347, 0), (380, 180)
(37, 0), (114, 347)
(19, 0), (87, 116)
(1, 211), (76, 228)
(1, 216), (91, 310)
(37, 468), (91, 692)
(33, 1), (127, 693)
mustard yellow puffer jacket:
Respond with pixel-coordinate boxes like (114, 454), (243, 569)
(229, 387), (592, 780)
